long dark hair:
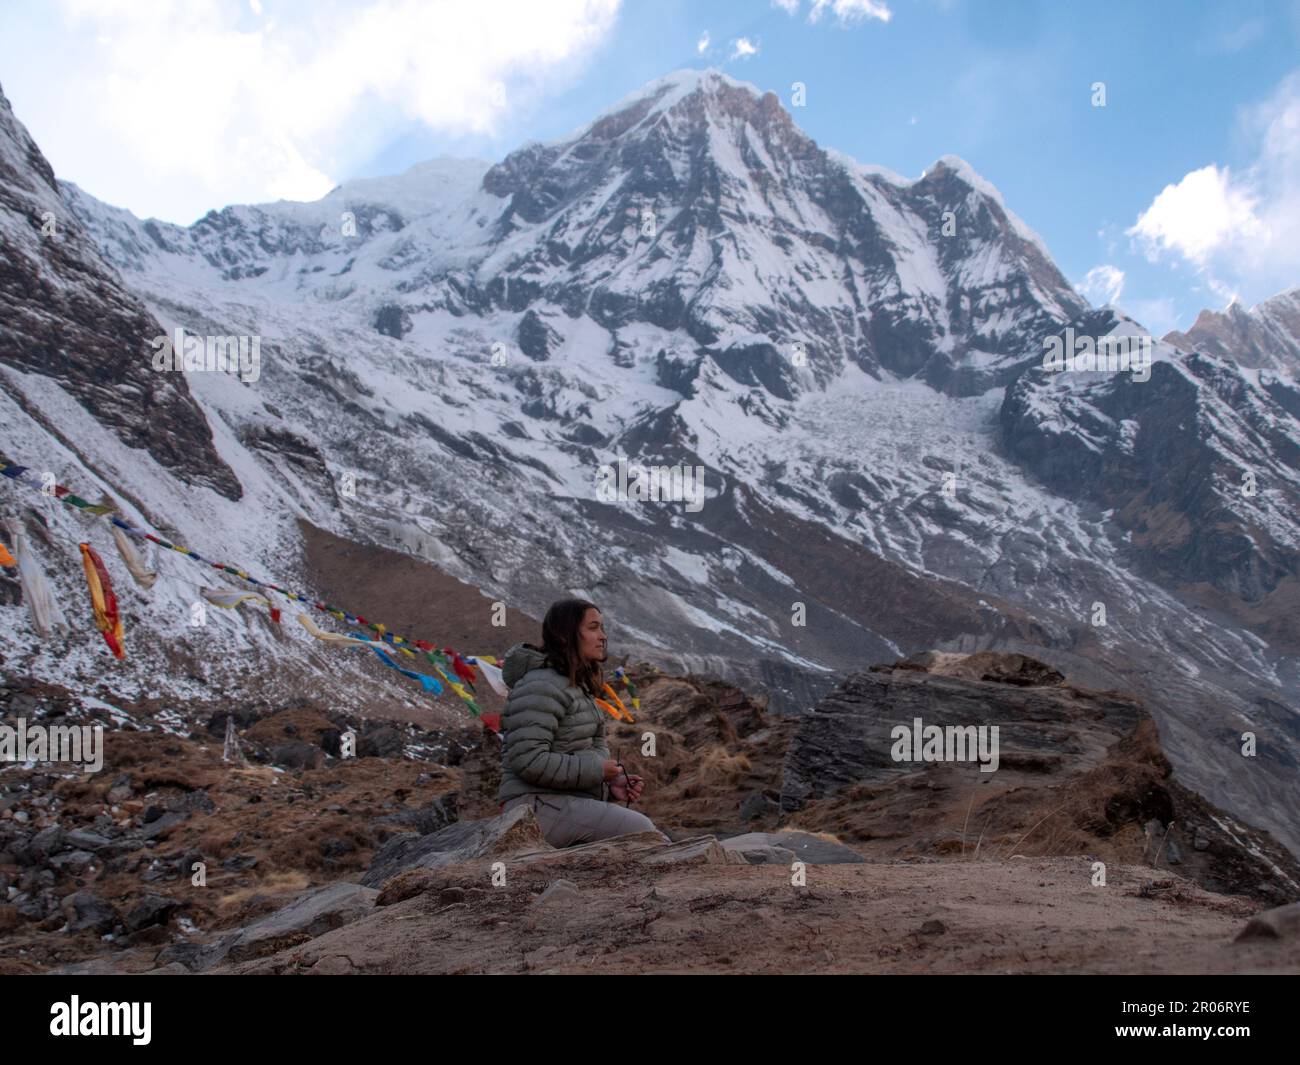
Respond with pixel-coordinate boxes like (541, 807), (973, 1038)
(535, 597), (604, 696)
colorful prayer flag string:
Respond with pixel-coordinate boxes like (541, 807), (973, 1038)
(614, 666), (640, 711)
(2, 461), (496, 714)
(78, 542), (125, 659)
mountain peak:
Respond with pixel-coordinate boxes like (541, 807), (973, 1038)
(921, 153), (1052, 258)
(602, 65), (766, 114)
(548, 67), (773, 147)
(1165, 284), (1300, 371)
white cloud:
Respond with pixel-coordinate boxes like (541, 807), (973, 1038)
(1078, 264), (1125, 306)
(1128, 165), (1264, 266)
(12, 0), (622, 224)
(772, 0), (891, 23)
(1220, 18), (1266, 52)
(1127, 69), (1300, 304)
(731, 36), (760, 59)
(697, 30), (710, 55)
(810, 0), (892, 22)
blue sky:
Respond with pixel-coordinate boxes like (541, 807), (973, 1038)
(2, 0), (1299, 333)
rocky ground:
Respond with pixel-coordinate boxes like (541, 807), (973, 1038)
(2, 651), (1298, 975)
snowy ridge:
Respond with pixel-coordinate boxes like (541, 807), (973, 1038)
(3, 71), (1299, 857)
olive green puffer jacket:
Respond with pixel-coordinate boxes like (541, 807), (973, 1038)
(497, 643), (610, 804)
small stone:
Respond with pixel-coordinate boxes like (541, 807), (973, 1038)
(534, 879), (580, 907)
(309, 954), (356, 975)
(48, 850), (95, 875)
(125, 894), (178, 932)
(64, 890), (119, 934)
(65, 829), (113, 851)
(919, 919), (947, 935)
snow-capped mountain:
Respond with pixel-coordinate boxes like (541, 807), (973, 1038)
(2, 69), (1298, 856)
(1165, 287), (1300, 374)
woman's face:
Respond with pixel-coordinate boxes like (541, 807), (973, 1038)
(577, 608), (607, 664)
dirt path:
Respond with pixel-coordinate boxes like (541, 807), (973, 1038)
(216, 855), (1299, 975)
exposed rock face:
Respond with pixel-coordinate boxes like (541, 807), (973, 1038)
(158, 882), (378, 971)
(779, 654), (1300, 905)
(516, 309), (561, 362)
(473, 73), (1085, 398)
(361, 803), (546, 887)
(0, 82), (240, 500)
(1001, 309), (1300, 621)
(1165, 287), (1300, 374)
(902, 650), (1066, 687)
(374, 303), (412, 339)
(781, 656), (1146, 811)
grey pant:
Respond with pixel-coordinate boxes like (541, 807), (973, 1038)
(503, 792), (670, 848)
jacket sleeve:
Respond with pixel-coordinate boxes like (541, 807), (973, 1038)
(592, 711), (612, 800)
(593, 706), (611, 761)
(502, 677), (606, 792)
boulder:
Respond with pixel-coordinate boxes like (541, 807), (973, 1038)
(358, 726), (404, 758)
(28, 825), (66, 859)
(1234, 902), (1300, 942)
(362, 804), (546, 887)
(640, 836), (743, 866)
(47, 849), (96, 874)
(64, 828), (113, 851)
(781, 667), (1143, 812)
(720, 831), (864, 864)
(375, 868), (446, 906)
(125, 893), (178, 932)
(136, 810), (187, 840)
(730, 844), (797, 865)
(534, 879), (581, 907)
(271, 740), (324, 770)
(374, 791), (459, 836)
(64, 890), (119, 934)
(173, 882), (378, 970)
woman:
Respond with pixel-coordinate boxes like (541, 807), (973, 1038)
(498, 598), (670, 847)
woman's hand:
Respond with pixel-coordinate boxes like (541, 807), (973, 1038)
(609, 774), (645, 803)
